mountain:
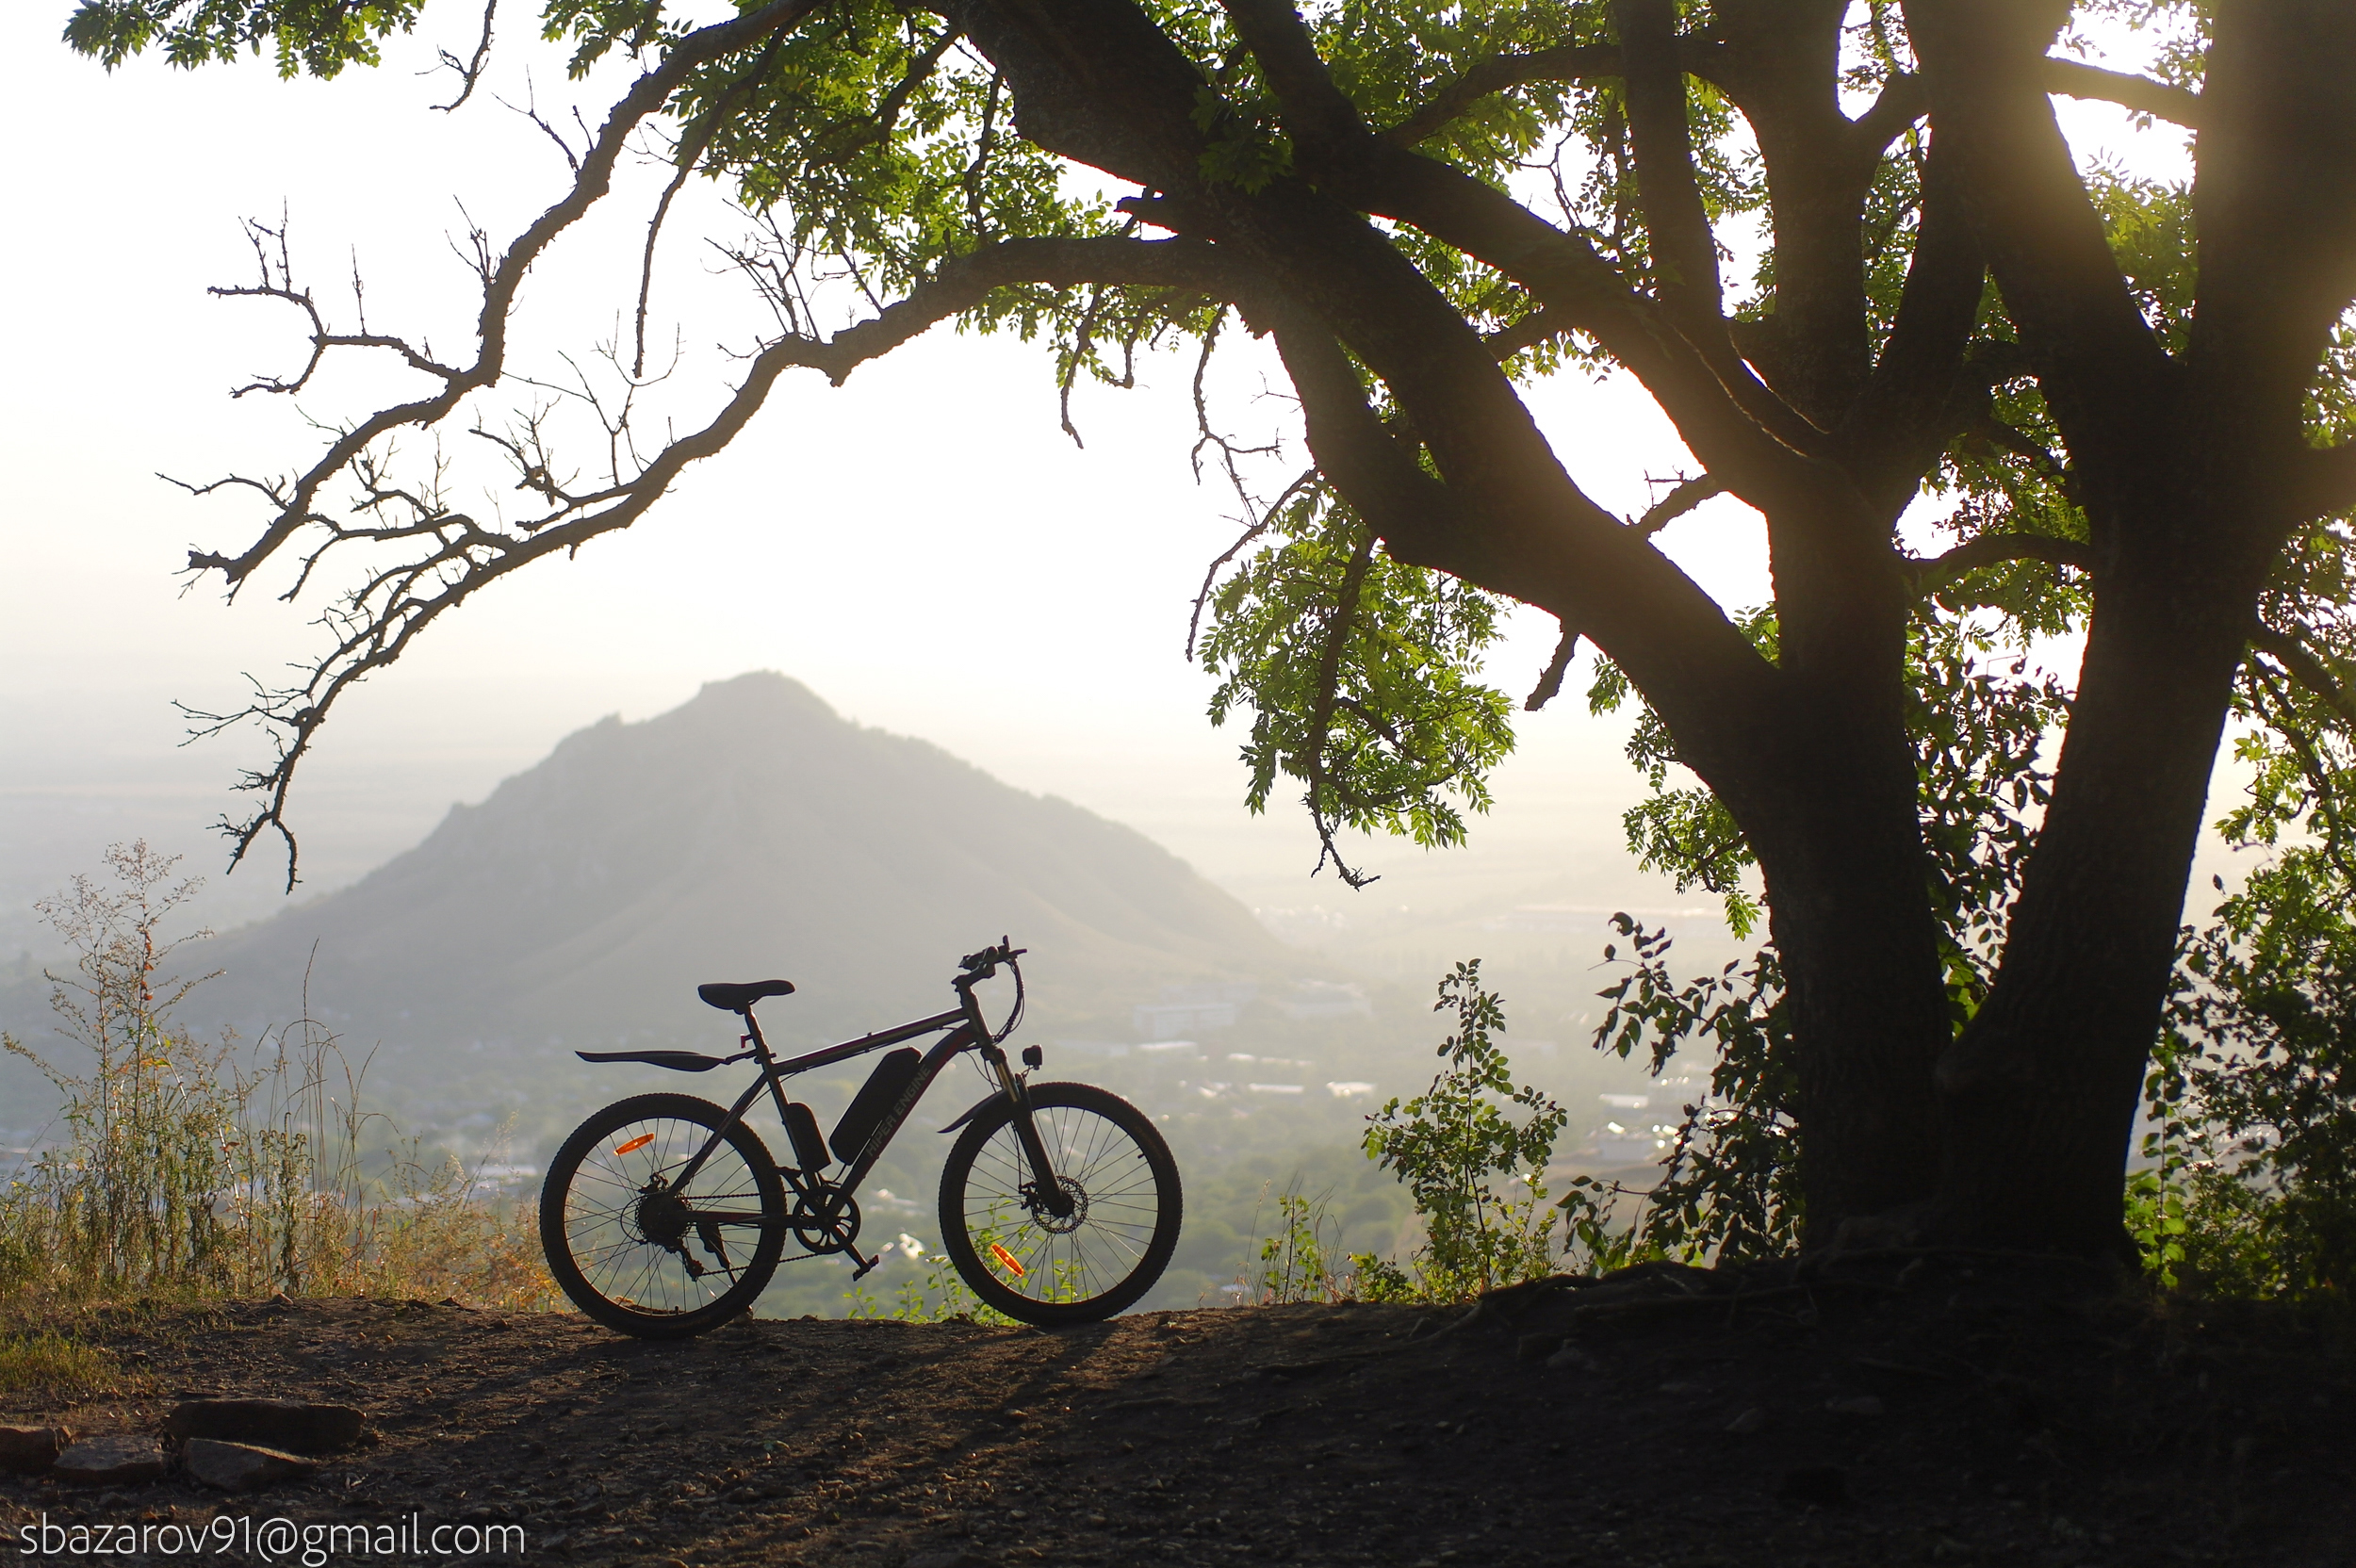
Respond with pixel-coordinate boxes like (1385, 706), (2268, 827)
(144, 673), (1286, 1068)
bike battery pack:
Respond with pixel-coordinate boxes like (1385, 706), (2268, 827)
(780, 1101), (829, 1172)
(831, 1047), (923, 1164)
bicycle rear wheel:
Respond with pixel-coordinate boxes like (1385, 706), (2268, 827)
(540, 1093), (787, 1338)
(938, 1081), (1181, 1326)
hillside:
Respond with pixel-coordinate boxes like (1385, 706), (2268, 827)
(61, 673), (1287, 1084)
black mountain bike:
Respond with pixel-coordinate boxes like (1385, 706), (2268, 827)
(538, 941), (1182, 1337)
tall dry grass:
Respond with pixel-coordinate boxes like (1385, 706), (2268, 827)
(0, 842), (558, 1318)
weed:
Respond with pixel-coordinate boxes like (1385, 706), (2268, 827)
(0, 843), (557, 1315)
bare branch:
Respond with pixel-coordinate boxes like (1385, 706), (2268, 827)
(1305, 529), (1381, 888)
(1524, 623), (1581, 710)
(632, 26), (802, 378)
(188, 0), (829, 600)
(188, 227), (1263, 885)
(1186, 467), (1318, 661)
(1634, 473), (1722, 536)
(431, 0), (499, 113)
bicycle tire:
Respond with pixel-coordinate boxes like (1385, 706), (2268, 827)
(938, 1081), (1182, 1326)
(541, 1093), (787, 1338)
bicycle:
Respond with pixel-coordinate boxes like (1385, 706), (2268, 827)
(538, 939), (1183, 1337)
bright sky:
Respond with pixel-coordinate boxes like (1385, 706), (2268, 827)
(0, 3), (2222, 960)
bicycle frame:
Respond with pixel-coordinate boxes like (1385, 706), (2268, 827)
(657, 966), (1052, 1277)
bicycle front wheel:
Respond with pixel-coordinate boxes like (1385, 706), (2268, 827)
(540, 1093), (787, 1338)
(939, 1081), (1182, 1326)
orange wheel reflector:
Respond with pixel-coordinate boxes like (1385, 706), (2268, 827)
(989, 1242), (1027, 1279)
(614, 1134), (654, 1155)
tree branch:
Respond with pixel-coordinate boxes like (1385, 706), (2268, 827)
(1634, 474), (1722, 536)
(1906, 531), (2092, 594)
(2037, 57), (2202, 130)
(1297, 124), (1835, 506)
(431, 0), (499, 113)
(1524, 624), (1581, 710)
(1614, 0), (1724, 330)
(187, 228), (1264, 886)
(1903, 0), (2173, 529)
(1217, 0), (1366, 157)
(187, 0), (828, 596)
(1849, 71), (1928, 157)
(1843, 128), (1988, 508)
(2250, 622), (2356, 733)
(2296, 437), (2356, 521)
(1383, 42), (1620, 146)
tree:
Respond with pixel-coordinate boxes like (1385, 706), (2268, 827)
(64, 0), (2356, 1255)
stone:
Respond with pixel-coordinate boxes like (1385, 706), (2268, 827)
(182, 1438), (319, 1493)
(1725, 1407), (1770, 1434)
(906, 1552), (995, 1568)
(52, 1435), (168, 1487)
(1544, 1345), (1597, 1373)
(0, 1426), (70, 1475)
(165, 1398), (366, 1453)
(1824, 1394), (1886, 1417)
(1514, 1333), (1562, 1362)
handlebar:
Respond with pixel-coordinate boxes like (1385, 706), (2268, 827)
(954, 938), (1028, 1044)
(957, 938), (1028, 980)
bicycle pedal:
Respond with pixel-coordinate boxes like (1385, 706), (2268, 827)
(848, 1250), (881, 1282)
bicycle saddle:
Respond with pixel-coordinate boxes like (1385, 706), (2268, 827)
(696, 978), (795, 1012)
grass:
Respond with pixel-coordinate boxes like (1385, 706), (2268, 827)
(0, 1331), (132, 1402)
(0, 842), (561, 1322)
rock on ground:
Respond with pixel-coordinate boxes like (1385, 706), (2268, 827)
(0, 1427), (69, 1476)
(181, 1438), (319, 1493)
(50, 1435), (167, 1487)
(164, 1398), (364, 1453)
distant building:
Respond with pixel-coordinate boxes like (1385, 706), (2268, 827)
(1274, 979), (1371, 1020)
(1133, 981), (1260, 1039)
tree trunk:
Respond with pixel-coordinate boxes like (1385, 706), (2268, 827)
(1743, 679), (1954, 1238)
(1931, 505), (2270, 1253)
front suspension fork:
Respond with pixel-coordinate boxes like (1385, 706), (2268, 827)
(984, 1046), (1073, 1218)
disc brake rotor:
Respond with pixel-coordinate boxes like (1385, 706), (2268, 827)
(1029, 1178), (1089, 1235)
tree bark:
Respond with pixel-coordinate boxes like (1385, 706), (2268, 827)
(1745, 688), (1952, 1236)
(1933, 504), (2269, 1252)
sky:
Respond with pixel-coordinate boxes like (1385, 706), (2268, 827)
(0, 3), (2224, 968)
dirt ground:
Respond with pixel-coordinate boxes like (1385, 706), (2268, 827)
(4, 1253), (2352, 1567)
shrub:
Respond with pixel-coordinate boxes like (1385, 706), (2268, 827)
(1352, 961), (1567, 1301)
(2140, 849), (2356, 1299)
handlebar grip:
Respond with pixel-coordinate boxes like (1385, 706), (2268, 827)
(957, 942), (1026, 982)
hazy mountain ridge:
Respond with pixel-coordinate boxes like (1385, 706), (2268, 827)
(9, 674), (1290, 1086)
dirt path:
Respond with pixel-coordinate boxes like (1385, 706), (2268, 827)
(4, 1258), (2351, 1566)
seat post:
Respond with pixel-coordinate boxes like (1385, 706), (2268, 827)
(741, 1007), (796, 1133)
